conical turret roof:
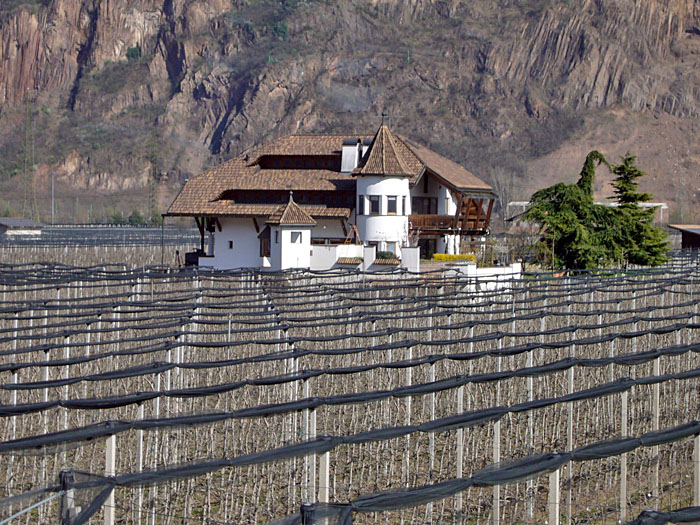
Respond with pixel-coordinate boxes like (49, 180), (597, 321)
(353, 125), (412, 177)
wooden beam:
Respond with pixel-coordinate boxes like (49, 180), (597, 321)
(461, 198), (471, 229)
(214, 217), (222, 232)
(340, 220), (348, 237)
(454, 193), (464, 229)
(484, 199), (494, 230)
(194, 217), (205, 252)
(473, 199), (483, 231)
(252, 217), (260, 233)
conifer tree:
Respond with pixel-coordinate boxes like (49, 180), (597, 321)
(609, 154), (668, 266)
(524, 151), (608, 269)
(524, 151), (667, 270)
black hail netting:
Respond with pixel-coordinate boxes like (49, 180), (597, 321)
(0, 253), (700, 523)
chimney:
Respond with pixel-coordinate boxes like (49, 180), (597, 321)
(341, 138), (361, 173)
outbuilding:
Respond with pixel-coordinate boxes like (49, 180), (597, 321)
(0, 218), (43, 237)
(668, 224), (700, 250)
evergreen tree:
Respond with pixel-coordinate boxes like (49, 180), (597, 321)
(524, 151), (609, 270)
(524, 151), (668, 270)
(609, 154), (668, 266)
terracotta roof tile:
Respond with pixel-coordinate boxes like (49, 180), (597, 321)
(267, 197), (317, 226)
(166, 128), (493, 219)
(354, 126), (412, 176)
(373, 258), (401, 265)
(247, 134), (371, 160)
(396, 136), (493, 191)
(336, 257), (363, 265)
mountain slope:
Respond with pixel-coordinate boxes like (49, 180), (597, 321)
(1, 0), (698, 223)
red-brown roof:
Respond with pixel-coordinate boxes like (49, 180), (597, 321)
(166, 127), (493, 218)
(354, 126), (412, 177)
(267, 197), (317, 226)
(399, 137), (493, 191)
(247, 134), (371, 160)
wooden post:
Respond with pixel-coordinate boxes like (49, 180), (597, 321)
(105, 434), (116, 525)
(548, 468), (560, 525)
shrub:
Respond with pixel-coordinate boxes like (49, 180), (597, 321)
(376, 251), (398, 260)
(432, 253), (477, 262)
(128, 210), (146, 226)
(272, 21), (288, 40)
(126, 44), (142, 61)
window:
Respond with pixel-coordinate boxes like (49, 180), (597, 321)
(412, 197), (437, 215)
(387, 196), (397, 215)
(423, 175), (429, 194)
(358, 195), (365, 216)
(291, 231), (302, 243)
(369, 195), (380, 215)
(275, 230), (279, 243)
(228, 240), (233, 250)
(402, 196), (407, 215)
(260, 238), (270, 257)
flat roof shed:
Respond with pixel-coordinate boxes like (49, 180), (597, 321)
(668, 224), (700, 250)
(0, 218), (43, 236)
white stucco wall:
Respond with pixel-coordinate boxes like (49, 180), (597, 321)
(355, 176), (410, 247)
(310, 244), (364, 270)
(209, 217), (262, 269)
(311, 219), (347, 241)
(443, 262), (523, 291)
(411, 174), (457, 215)
(279, 227), (311, 270)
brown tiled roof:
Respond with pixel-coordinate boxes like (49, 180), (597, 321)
(267, 197), (317, 226)
(373, 258), (401, 265)
(397, 136), (493, 191)
(336, 257), (363, 265)
(247, 134), (371, 161)
(166, 128), (493, 218)
(354, 126), (412, 176)
(168, 202), (349, 219)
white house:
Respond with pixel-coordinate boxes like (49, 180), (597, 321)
(166, 125), (496, 271)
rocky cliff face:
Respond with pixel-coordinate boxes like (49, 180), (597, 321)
(1, 0), (699, 222)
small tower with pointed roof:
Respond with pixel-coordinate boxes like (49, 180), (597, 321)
(265, 191), (316, 270)
(353, 125), (412, 257)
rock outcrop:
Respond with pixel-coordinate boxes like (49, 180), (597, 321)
(1, 0), (699, 222)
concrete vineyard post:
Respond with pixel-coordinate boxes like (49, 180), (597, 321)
(104, 433), (116, 525)
(549, 468), (560, 525)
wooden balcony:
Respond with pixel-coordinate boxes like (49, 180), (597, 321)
(409, 214), (457, 231)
